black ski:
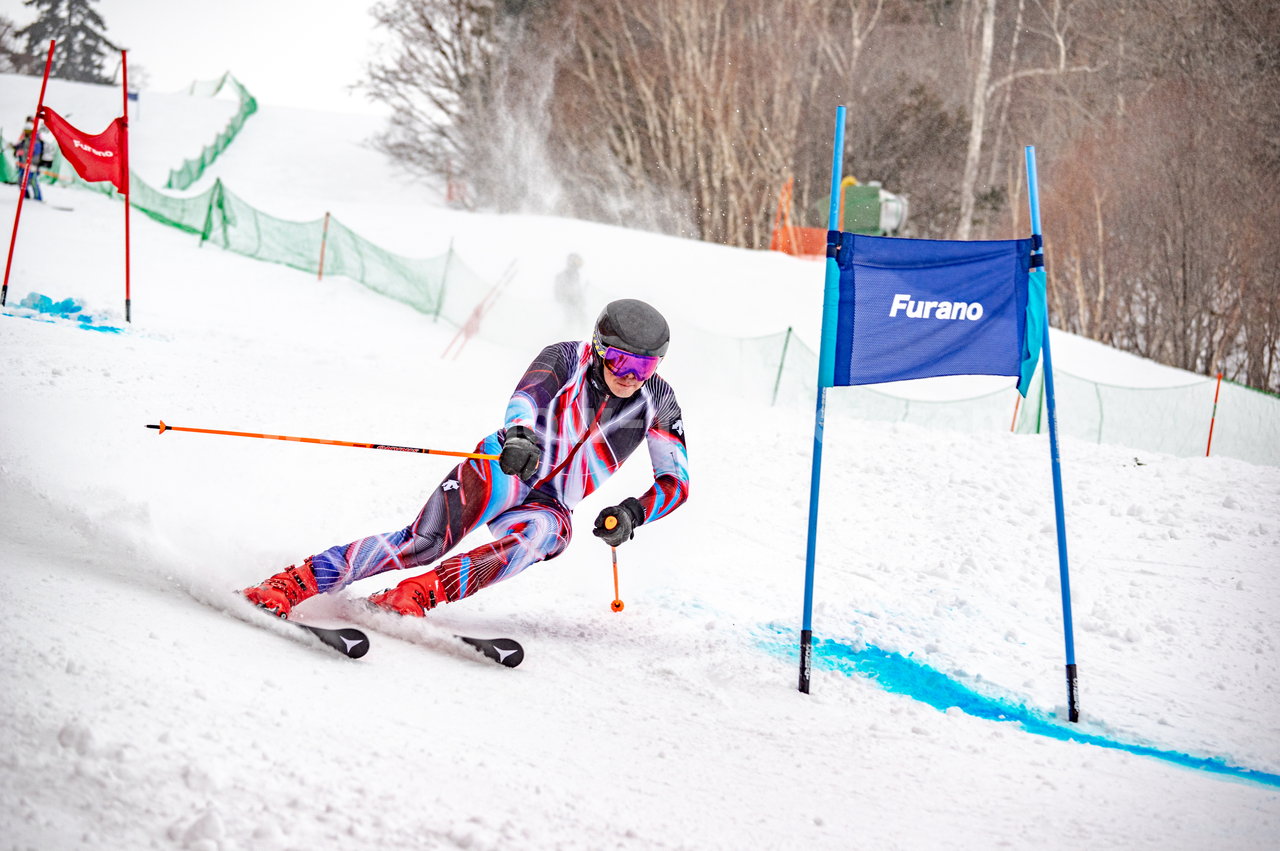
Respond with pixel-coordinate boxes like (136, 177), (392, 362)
(221, 592), (372, 659)
(238, 595), (519, 666)
(284, 622), (519, 667)
(456, 635), (524, 668)
(288, 620), (371, 659)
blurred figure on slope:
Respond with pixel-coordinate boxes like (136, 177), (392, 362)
(243, 298), (689, 618)
(11, 122), (44, 201)
(553, 253), (586, 325)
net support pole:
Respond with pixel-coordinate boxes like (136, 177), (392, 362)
(1026, 145), (1079, 722)
(2, 40), (56, 308)
(1205, 372), (1223, 456)
(771, 326), (793, 407)
(798, 105), (846, 694)
(317, 211), (330, 280)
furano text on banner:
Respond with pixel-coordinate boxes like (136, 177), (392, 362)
(828, 233), (1043, 393)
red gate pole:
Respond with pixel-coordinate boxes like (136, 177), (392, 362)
(2, 40), (56, 307)
(122, 49), (132, 322)
(1205, 372), (1223, 457)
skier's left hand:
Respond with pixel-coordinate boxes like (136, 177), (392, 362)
(593, 498), (645, 547)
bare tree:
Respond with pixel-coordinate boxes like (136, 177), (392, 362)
(548, 0), (845, 245)
(1036, 0), (1280, 390)
(362, 0), (1279, 389)
(364, 0), (536, 205)
(955, 0), (1104, 239)
(955, 0), (995, 240)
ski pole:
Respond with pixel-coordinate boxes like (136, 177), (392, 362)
(605, 516), (624, 612)
(145, 420), (500, 461)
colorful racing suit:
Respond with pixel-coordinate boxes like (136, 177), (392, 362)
(308, 341), (689, 602)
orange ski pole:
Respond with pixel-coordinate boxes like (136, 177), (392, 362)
(146, 420), (500, 461)
(605, 516), (624, 612)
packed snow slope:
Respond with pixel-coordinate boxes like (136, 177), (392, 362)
(2, 75), (1278, 850)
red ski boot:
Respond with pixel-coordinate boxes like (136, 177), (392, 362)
(242, 560), (319, 617)
(367, 570), (448, 617)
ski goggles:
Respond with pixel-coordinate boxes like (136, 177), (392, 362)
(594, 342), (662, 381)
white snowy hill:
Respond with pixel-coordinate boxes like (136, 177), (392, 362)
(1, 74), (1277, 849)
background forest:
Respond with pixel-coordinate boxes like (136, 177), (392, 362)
(365, 0), (1280, 392)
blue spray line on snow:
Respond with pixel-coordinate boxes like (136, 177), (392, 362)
(758, 627), (1280, 789)
(1, 292), (124, 333)
(2, 310), (124, 333)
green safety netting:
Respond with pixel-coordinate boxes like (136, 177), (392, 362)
(761, 330), (1280, 466)
(48, 139), (490, 333)
(165, 73), (257, 191)
(45, 141), (1280, 466)
(36, 75), (1280, 466)
(1014, 367), (1280, 465)
(53, 154), (492, 324)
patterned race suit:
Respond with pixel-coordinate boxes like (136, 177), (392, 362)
(307, 341), (689, 602)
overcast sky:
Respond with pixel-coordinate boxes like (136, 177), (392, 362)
(1, 0), (390, 115)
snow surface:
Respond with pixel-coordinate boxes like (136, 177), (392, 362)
(2, 75), (1278, 850)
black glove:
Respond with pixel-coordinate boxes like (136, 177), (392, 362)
(499, 426), (541, 479)
(593, 497), (645, 547)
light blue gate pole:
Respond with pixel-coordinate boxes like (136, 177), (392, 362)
(1025, 145), (1080, 722)
(798, 106), (846, 694)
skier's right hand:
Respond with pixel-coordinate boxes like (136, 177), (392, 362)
(499, 426), (541, 479)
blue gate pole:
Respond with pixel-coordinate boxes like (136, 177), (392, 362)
(799, 106), (846, 694)
(1025, 146), (1080, 722)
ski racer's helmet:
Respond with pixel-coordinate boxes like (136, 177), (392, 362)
(592, 299), (669, 381)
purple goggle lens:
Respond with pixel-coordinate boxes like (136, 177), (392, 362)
(597, 345), (661, 381)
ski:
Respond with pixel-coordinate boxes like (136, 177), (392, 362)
(345, 599), (524, 667)
(287, 620), (371, 659)
(456, 635), (524, 668)
(235, 594), (520, 666)
(212, 590), (372, 659)
(282, 623), (519, 666)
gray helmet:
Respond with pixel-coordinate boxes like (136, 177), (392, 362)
(592, 299), (670, 357)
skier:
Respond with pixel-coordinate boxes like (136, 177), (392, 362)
(553, 253), (586, 325)
(243, 298), (689, 617)
(11, 124), (44, 201)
